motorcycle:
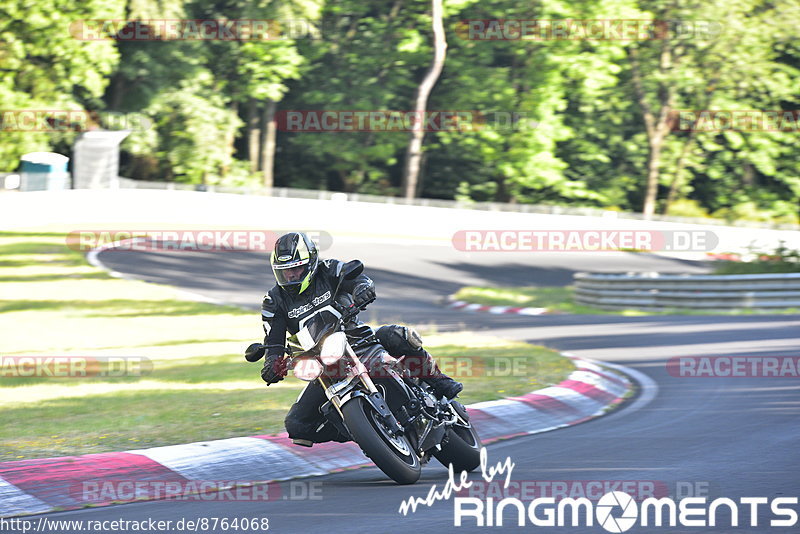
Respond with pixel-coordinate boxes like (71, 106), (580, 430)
(283, 260), (483, 485)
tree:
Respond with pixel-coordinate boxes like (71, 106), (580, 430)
(186, 0), (309, 184)
(400, 0), (446, 199)
(625, 0), (800, 217)
(0, 0), (122, 168)
(276, 0), (433, 193)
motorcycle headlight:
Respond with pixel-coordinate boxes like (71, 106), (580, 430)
(293, 358), (323, 381)
(319, 331), (347, 366)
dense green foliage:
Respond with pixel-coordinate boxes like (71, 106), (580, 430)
(1, 0), (798, 221)
(713, 243), (800, 273)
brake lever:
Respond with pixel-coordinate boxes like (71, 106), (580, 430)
(339, 296), (375, 322)
(342, 304), (360, 321)
(357, 296), (376, 312)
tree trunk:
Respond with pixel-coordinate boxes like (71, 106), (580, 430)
(742, 161), (754, 187)
(110, 73), (125, 110)
(643, 139), (663, 217)
(628, 45), (674, 218)
(401, 0), (447, 200)
(415, 152), (428, 197)
(221, 101), (238, 179)
(247, 99), (261, 173)
(260, 99), (277, 189)
(663, 130), (697, 213)
(663, 79), (716, 214)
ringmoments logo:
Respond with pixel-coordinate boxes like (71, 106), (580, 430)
(398, 451), (797, 530)
(452, 493), (799, 529)
(596, 492), (638, 532)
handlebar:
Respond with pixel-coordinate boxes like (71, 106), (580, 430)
(337, 296), (375, 321)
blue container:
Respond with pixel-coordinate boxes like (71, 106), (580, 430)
(19, 152), (70, 191)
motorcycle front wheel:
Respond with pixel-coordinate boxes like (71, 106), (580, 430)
(434, 401), (483, 473)
(341, 396), (421, 485)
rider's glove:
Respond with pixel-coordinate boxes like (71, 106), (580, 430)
(245, 343), (266, 362)
(353, 281), (376, 308)
(261, 353), (287, 385)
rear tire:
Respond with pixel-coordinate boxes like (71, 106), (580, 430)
(341, 396), (421, 485)
(434, 401), (482, 472)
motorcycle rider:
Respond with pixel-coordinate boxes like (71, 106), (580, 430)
(245, 232), (463, 447)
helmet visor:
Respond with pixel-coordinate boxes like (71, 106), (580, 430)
(273, 258), (311, 287)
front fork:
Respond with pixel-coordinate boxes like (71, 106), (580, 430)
(318, 343), (405, 437)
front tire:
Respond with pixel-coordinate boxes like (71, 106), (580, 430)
(341, 396), (421, 485)
(434, 401), (483, 472)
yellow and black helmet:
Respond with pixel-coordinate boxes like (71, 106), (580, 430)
(270, 232), (319, 294)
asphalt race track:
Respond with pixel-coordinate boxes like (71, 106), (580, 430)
(25, 240), (800, 534)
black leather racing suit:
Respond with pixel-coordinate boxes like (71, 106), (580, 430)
(261, 259), (447, 443)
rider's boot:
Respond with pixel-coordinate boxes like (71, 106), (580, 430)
(412, 347), (463, 399)
(375, 324), (463, 399)
(428, 374), (464, 399)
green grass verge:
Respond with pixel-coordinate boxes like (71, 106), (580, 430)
(454, 286), (604, 314)
(0, 231), (573, 461)
(454, 285), (800, 316)
(713, 260), (800, 274)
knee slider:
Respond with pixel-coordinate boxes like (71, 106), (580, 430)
(375, 324), (424, 356)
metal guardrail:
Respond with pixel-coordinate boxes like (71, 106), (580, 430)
(112, 177), (800, 231)
(574, 272), (800, 310)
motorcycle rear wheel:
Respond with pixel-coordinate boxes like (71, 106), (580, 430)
(342, 396), (421, 485)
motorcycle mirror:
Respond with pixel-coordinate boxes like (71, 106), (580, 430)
(340, 260), (364, 280)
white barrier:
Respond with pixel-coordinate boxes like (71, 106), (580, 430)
(2, 188), (799, 262)
(114, 178), (799, 231)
